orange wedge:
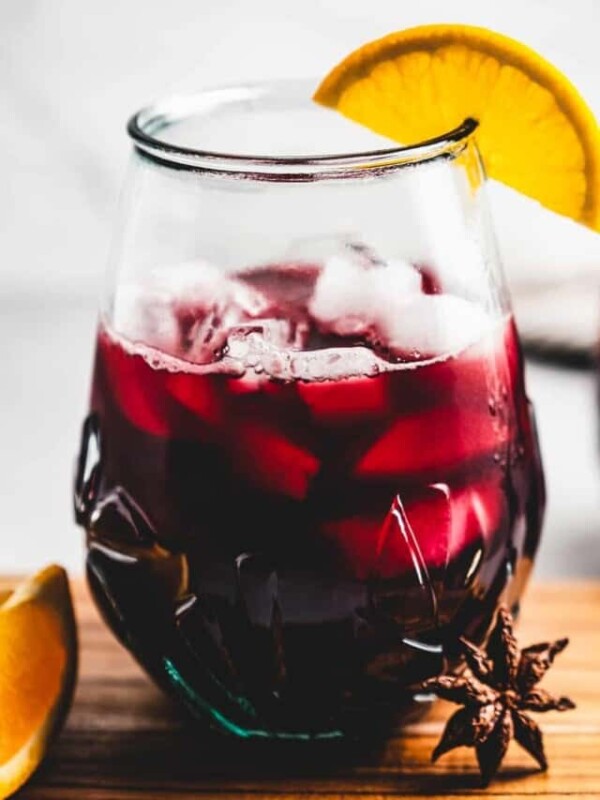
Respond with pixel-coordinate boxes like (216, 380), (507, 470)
(0, 566), (77, 799)
(314, 24), (600, 231)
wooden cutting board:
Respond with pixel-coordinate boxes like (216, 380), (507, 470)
(13, 580), (600, 799)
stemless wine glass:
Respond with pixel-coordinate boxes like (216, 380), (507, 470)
(74, 80), (545, 741)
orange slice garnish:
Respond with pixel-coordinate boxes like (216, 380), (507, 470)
(314, 24), (600, 230)
(0, 566), (77, 799)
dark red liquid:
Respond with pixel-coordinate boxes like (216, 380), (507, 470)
(75, 263), (544, 739)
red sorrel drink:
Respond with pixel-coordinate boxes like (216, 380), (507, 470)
(74, 82), (544, 740)
(76, 256), (543, 739)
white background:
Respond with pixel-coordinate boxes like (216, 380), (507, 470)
(1, 0), (600, 575)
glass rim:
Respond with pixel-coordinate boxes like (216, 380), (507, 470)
(127, 79), (479, 180)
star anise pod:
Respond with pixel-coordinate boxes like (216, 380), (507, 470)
(422, 605), (575, 786)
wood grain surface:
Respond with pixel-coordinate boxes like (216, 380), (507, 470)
(11, 579), (600, 799)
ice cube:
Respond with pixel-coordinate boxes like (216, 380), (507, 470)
(166, 371), (224, 426)
(380, 294), (492, 359)
(354, 406), (504, 479)
(309, 255), (368, 335)
(229, 277), (272, 319)
(111, 260), (227, 356)
(226, 319), (299, 360)
(368, 258), (424, 303)
(162, 264), (270, 363)
(112, 260), (273, 364)
(297, 373), (390, 424)
(174, 304), (228, 364)
(112, 283), (181, 353)
(228, 421), (320, 500)
(309, 253), (422, 338)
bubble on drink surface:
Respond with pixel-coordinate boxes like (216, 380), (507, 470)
(111, 253), (495, 381)
(225, 321), (301, 381)
(227, 319), (299, 357)
(289, 346), (385, 381)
